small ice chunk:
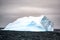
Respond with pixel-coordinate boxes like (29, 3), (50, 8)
(2, 15), (54, 31)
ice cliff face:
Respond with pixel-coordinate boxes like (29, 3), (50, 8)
(3, 15), (54, 31)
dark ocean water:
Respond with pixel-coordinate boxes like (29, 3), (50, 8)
(0, 29), (60, 40)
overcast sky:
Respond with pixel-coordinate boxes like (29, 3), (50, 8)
(0, 0), (60, 29)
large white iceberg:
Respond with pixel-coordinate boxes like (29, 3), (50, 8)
(2, 15), (54, 31)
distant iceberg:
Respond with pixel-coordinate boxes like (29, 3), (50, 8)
(2, 15), (54, 31)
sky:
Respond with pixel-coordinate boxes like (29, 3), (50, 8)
(0, 0), (60, 29)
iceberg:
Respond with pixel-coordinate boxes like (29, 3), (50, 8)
(2, 15), (54, 31)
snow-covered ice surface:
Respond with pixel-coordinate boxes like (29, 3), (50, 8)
(2, 15), (54, 31)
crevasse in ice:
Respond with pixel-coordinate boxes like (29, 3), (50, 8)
(3, 15), (54, 31)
